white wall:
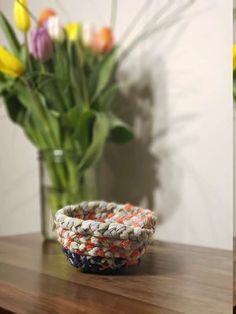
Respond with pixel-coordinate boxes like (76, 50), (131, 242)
(0, 0), (232, 250)
(234, 112), (236, 237)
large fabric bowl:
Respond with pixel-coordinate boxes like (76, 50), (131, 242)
(55, 201), (157, 272)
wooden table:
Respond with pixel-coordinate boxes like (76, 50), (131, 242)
(234, 239), (236, 309)
(0, 234), (232, 314)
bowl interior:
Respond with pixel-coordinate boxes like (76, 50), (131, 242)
(70, 202), (155, 230)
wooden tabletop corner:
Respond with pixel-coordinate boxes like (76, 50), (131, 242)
(0, 233), (233, 314)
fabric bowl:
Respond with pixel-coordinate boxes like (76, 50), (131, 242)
(55, 201), (157, 272)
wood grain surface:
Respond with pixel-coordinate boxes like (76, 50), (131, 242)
(234, 238), (236, 310)
(0, 234), (232, 314)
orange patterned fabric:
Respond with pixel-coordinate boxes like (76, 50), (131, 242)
(55, 201), (157, 272)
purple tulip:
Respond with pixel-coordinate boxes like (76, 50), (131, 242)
(31, 27), (53, 62)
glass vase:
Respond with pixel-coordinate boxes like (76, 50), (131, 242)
(39, 150), (97, 240)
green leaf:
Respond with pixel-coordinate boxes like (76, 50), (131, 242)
(63, 105), (82, 129)
(75, 110), (96, 153)
(13, 81), (35, 111)
(0, 12), (20, 56)
(38, 93), (61, 147)
(68, 43), (84, 109)
(109, 114), (134, 144)
(14, 83), (61, 148)
(3, 93), (26, 125)
(89, 49), (117, 101)
(23, 112), (49, 149)
(62, 131), (77, 151)
(53, 43), (73, 109)
(78, 112), (109, 171)
(0, 79), (14, 94)
(96, 84), (120, 111)
(233, 83), (236, 101)
(234, 8), (236, 22)
(63, 109), (96, 153)
(54, 43), (70, 80)
(38, 76), (65, 112)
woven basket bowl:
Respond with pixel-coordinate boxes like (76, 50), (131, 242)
(55, 201), (157, 273)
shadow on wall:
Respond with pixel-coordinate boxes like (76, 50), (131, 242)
(98, 66), (158, 210)
(97, 0), (206, 224)
(97, 57), (182, 224)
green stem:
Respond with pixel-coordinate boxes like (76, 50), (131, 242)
(46, 159), (60, 187)
(43, 150), (97, 213)
(67, 158), (80, 193)
(24, 32), (33, 73)
(56, 161), (68, 189)
(68, 43), (82, 111)
(48, 190), (62, 215)
(75, 43), (89, 110)
(21, 78), (60, 147)
(54, 43), (71, 110)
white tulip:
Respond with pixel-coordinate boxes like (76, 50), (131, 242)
(82, 23), (96, 47)
(47, 16), (65, 43)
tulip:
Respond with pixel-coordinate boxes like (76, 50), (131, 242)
(31, 27), (53, 62)
(14, 0), (31, 32)
(92, 27), (114, 53)
(0, 47), (24, 78)
(82, 23), (96, 47)
(233, 45), (236, 70)
(47, 16), (65, 43)
(38, 8), (56, 27)
(65, 23), (81, 42)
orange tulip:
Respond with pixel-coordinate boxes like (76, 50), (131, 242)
(92, 27), (114, 53)
(38, 8), (56, 26)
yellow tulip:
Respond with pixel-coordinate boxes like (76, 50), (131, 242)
(65, 23), (81, 42)
(234, 45), (236, 70)
(0, 47), (24, 78)
(14, 0), (31, 32)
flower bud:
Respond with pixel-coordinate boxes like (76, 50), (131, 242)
(234, 45), (236, 70)
(31, 27), (53, 62)
(65, 23), (81, 42)
(82, 23), (96, 47)
(47, 16), (65, 43)
(38, 8), (56, 27)
(14, 0), (31, 32)
(0, 47), (24, 77)
(92, 27), (114, 53)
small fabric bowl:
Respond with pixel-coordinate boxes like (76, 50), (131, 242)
(55, 201), (157, 273)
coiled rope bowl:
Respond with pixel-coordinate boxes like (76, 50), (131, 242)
(55, 201), (157, 273)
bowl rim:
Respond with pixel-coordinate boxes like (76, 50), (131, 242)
(54, 200), (157, 241)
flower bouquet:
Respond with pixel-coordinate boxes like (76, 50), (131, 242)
(0, 1), (133, 223)
(0, 0), (188, 238)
